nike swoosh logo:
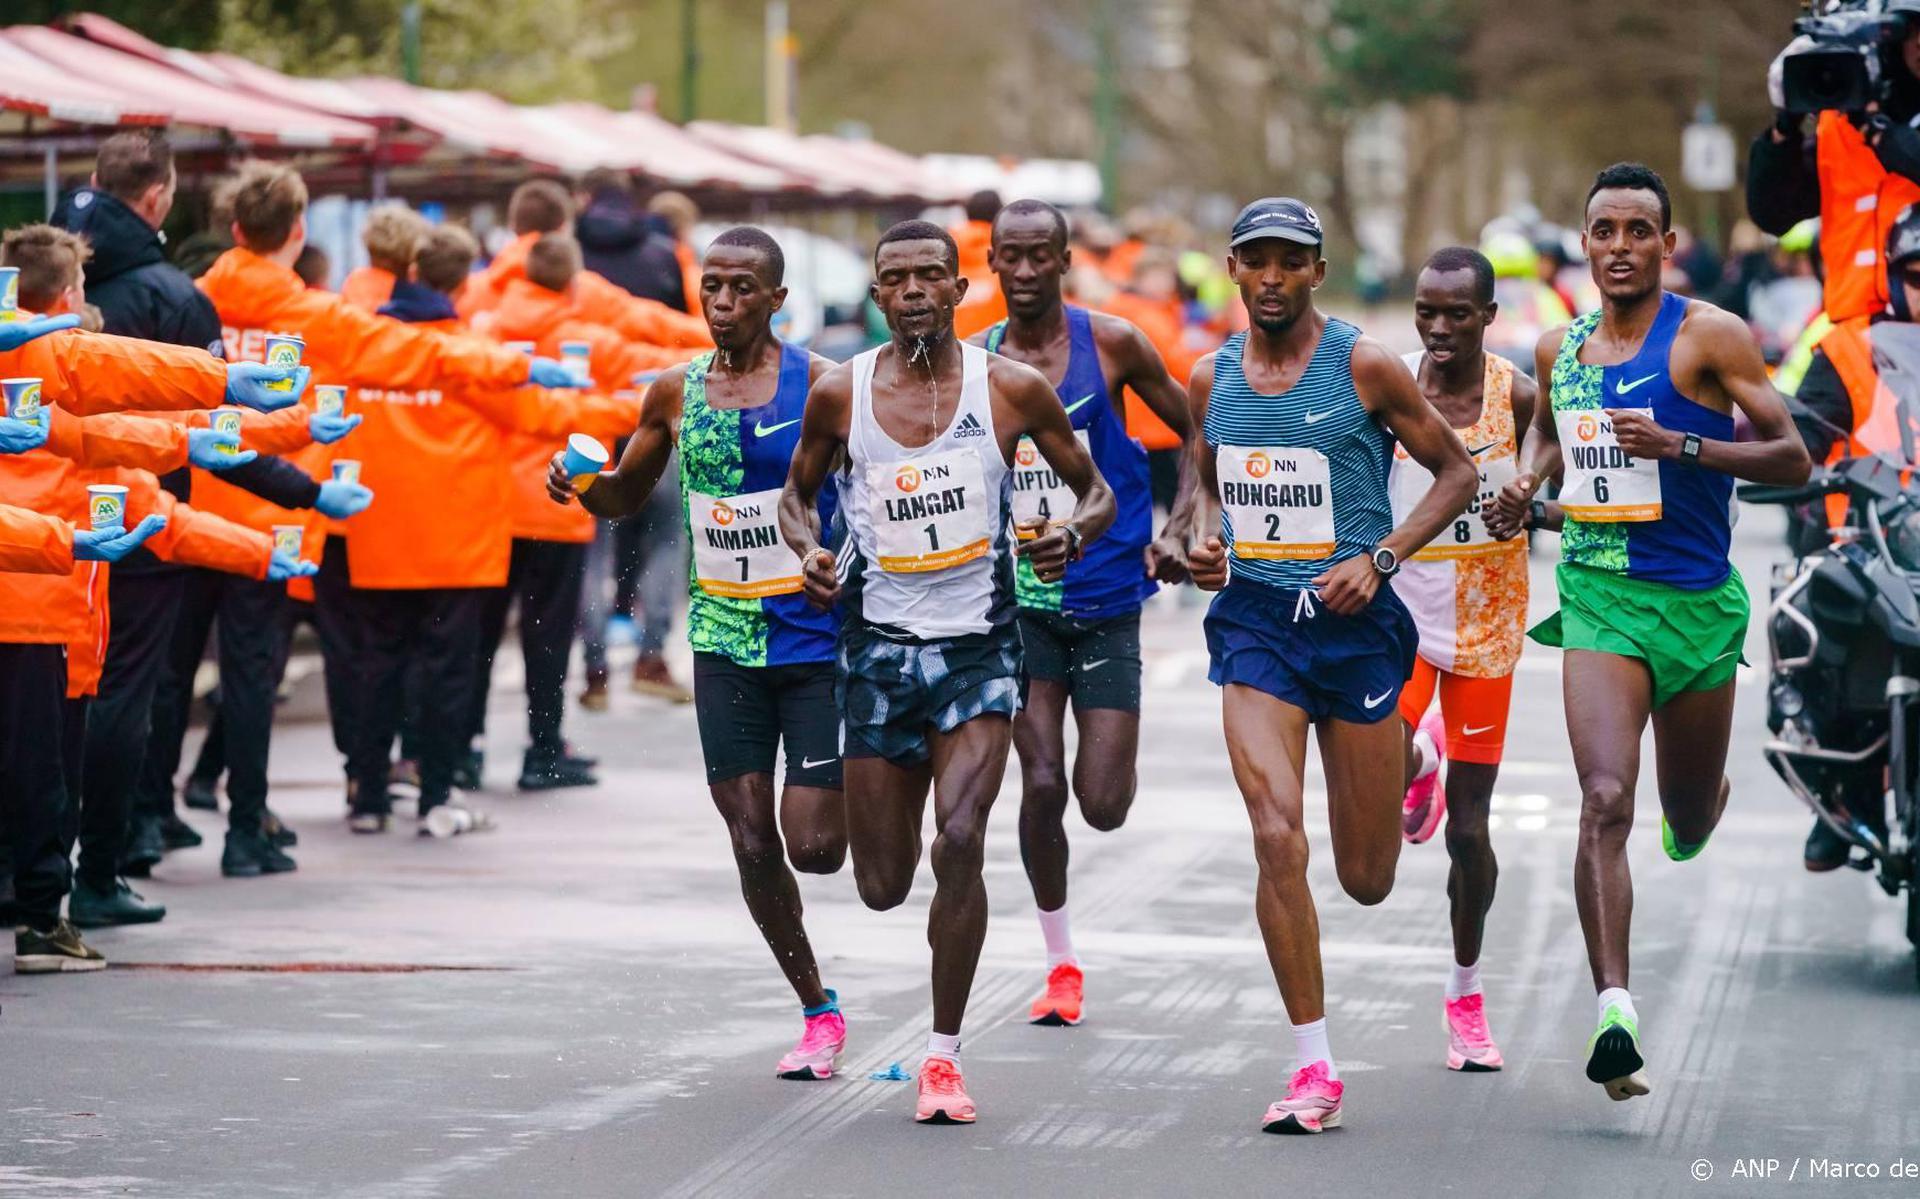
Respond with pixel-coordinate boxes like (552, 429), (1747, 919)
(1462, 724), (1496, 737)
(1063, 393), (1097, 415)
(1468, 442), (1500, 457)
(1364, 691), (1391, 709)
(1614, 373), (1659, 396)
(1081, 658), (1112, 671)
(1304, 411), (1332, 425)
(754, 417), (801, 437)
(800, 756), (837, 770)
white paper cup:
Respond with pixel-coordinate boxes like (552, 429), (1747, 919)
(560, 340), (592, 385)
(211, 407), (243, 456)
(271, 523), (303, 558)
(2, 376), (43, 420)
(313, 384), (347, 417)
(87, 484), (128, 531)
(330, 460), (361, 486)
(263, 333), (304, 392)
(0, 267), (18, 322)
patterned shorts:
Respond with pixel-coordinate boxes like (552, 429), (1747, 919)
(836, 621), (1025, 766)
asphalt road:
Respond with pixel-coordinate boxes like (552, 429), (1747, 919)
(3, 505), (1918, 1198)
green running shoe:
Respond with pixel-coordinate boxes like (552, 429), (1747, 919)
(1585, 1005), (1650, 1101)
(1661, 815), (1708, 862)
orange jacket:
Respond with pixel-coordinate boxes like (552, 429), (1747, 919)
(1816, 315), (1912, 526)
(488, 282), (670, 541)
(674, 240), (701, 316)
(1099, 289), (1203, 451)
(0, 504), (73, 574)
(1, 325), (228, 417)
(44, 406), (190, 474)
(1817, 112), (1920, 324)
(461, 232), (713, 350)
(951, 220), (1006, 340)
(195, 247), (537, 561)
(345, 316), (640, 587)
(340, 265), (397, 312)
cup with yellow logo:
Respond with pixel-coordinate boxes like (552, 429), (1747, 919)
(2, 376), (43, 420)
(210, 406), (244, 456)
(263, 332), (305, 393)
(331, 460), (361, 486)
(87, 484), (128, 531)
(314, 384), (347, 417)
(271, 523), (304, 559)
(0, 266), (19, 323)
(560, 433), (609, 493)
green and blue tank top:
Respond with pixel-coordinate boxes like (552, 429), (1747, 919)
(679, 342), (839, 667)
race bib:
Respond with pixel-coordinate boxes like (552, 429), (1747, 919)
(1008, 431), (1091, 533)
(1391, 445), (1520, 560)
(1217, 445), (1335, 560)
(1556, 410), (1662, 521)
(689, 487), (802, 598)
(871, 448), (992, 573)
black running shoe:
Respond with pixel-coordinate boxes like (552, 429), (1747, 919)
(518, 750), (598, 792)
(182, 777), (221, 811)
(261, 809), (298, 848)
(159, 812), (203, 851)
(69, 878), (167, 928)
(120, 817), (166, 877)
(222, 829), (296, 877)
(15, 919), (107, 973)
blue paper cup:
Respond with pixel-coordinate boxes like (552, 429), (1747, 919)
(0, 267), (18, 322)
(561, 433), (609, 492)
(331, 459), (361, 486)
(263, 333), (304, 393)
(313, 384), (347, 417)
(2, 376), (43, 420)
(271, 524), (303, 558)
(87, 484), (127, 531)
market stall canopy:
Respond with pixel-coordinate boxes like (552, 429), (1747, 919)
(0, 34), (168, 130)
(689, 122), (965, 203)
(921, 154), (1104, 209)
(543, 104), (802, 193)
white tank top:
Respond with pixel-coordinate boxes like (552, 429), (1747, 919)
(839, 341), (1015, 640)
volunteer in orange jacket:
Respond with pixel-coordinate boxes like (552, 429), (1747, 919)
(461, 178), (712, 352)
(176, 161), (580, 865)
(471, 232), (679, 790)
(339, 204), (428, 312)
(951, 190), (1007, 339)
(342, 225), (638, 828)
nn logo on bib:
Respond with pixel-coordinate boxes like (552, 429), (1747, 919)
(952, 412), (987, 439)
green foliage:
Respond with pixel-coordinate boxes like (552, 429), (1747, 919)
(1320, 0), (1471, 109)
(12, 1), (224, 50)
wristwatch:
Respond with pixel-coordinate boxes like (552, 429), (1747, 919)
(1679, 432), (1703, 465)
(1527, 499), (1549, 530)
(1060, 523), (1085, 561)
(1369, 545), (1400, 578)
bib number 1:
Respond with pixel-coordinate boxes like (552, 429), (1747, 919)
(871, 448), (992, 573)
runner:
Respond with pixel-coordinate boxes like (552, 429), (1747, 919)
(1185, 197), (1477, 1133)
(965, 198), (1194, 1027)
(779, 219), (1115, 1124)
(1387, 246), (1538, 1074)
(547, 227), (850, 1080)
(1489, 163), (1810, 1102)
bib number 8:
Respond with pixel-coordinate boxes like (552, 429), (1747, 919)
(1454, 518), (1472, 543)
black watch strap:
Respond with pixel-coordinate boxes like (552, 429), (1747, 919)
(1528, 499), (1548, 529)
(1680, 432), (1703, 464)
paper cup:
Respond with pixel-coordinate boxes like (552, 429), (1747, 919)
(313, 384), (347, 417)
(0, 267), (17, 322)
(211, 407), (243, 456)
(2, 377), (43, 420)
(560, 340), (592, 385)
(263, 333), (304, 392)
(271, 524), (304, 558)
(561, 433), (609, 492)
(505, 340), (537, 356)
(87, 484), (127, 531)
(331, 460), (361, 486)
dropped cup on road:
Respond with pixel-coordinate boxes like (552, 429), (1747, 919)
(263, 332), (305, 393)
(313, 384), (347, 417)
(0, 267), (18, 322)
(210, 406), (244, 456)
(423, 805), (477, 838)
(2, 376), (43, 420)
(87, 484), (127, 531)
(270, 523), (303, 558)
(559, 340), (592, 385)
(560, 433), (609, 492)
(331, 459), (361, 486)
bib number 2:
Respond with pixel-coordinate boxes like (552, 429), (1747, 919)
(1216, 445), (1336, 560)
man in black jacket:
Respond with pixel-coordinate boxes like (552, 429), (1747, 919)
(51, 131), (339, 921)
(573, 169), (687, 311)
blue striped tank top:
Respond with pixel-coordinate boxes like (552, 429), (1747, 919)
(1203, 318), (1393, 590)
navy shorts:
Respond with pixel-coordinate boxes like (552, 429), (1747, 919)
(1204, 579), (1418, 724)
(1017, 608), (1142, 712)
(692, 653), (843, 788)
(837, 621), (1024, 767)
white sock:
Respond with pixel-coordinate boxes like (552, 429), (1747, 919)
(1447, 959), (1482, 1000)
(1411, 728), (1440, 780)
(1290, 1017), (1338, 1080)
(926, 1031), (961, 1062)
(1597, 987), (1636, 1026)
(1037, 904), (1077, 968)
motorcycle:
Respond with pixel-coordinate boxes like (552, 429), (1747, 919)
(1742, 324), (1920, 982)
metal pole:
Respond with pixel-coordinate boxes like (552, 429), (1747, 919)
(1094, 0), (1120, 213)
(766, 1), (794, 132)
(402, 2), (422, 84)
(43, 145), (57, 218)
(682, 0), (700, 121)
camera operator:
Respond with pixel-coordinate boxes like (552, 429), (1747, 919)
(1750, 1), (1920, 324)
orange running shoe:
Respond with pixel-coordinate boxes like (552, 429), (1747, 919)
(914, 1056), (976, 1124)
(1028, 961), (1084, 1026)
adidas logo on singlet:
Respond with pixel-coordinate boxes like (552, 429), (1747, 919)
(953, 412), (988, 439)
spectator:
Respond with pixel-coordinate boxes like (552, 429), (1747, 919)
(575, 169), (687, 310)
(646, 190), (704, 316)
(294, 243), (332, 290)
(341, 204), (429, 311)
(949, 188), (1005, 339)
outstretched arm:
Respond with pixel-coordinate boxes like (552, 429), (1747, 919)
(1002, 360), (1116, 583)
(548, 368), (683, 519)
(780, 365), (853, 608)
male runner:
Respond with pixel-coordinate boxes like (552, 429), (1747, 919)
(548, 227), (850, 1080)
(1388, 246), (1538, 1073)
(965, 198), (1193, 1026)
(780, 219), (1115, 1124)
(1489, 163), (1809, 1102)
(1185, 198), (1476, 1133)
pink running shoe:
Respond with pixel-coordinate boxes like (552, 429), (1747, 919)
(776, 994), (846, 1080)
(1444, 992), (1504, 1072)
(915, 1056), (976, 1124)
(1261, 1061), (1344, 1134)
(1402, 710), (1448, 844)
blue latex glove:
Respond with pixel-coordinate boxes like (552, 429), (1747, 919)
(187, 426), (258, 470)
(528, 357), (586, 389)
(72, 513), (166, 562)
(308, 411), (362, 445)
(225, 362), (311, 412)
(268, 550), (319, 581)
(314, 479), (374, 519)
(0, 411), (49, 454)
(0, 312), (81, 352)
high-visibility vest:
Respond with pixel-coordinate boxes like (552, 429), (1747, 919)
(1775, 311), (1833, 396)
(1816, 112), (1920, 323)
(1816, 315), (1909, 525)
